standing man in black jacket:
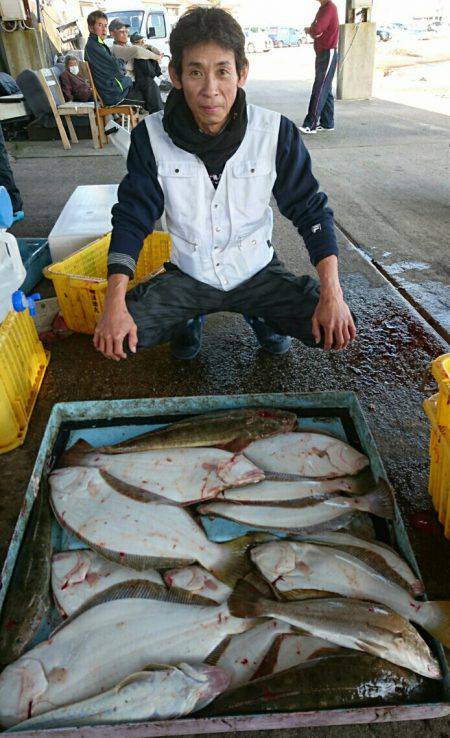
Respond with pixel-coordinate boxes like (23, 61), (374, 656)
(85, 11), (146, 109)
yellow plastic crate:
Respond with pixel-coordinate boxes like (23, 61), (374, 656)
(44, 231), (171, 334)
(423, 353), (450, 538)
(0, 309), (50, 454)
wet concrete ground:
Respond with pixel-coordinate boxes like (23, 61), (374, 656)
(1, 67), (450, 735)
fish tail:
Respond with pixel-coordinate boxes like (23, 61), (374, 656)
(227, 578), (267, 619)
(411, 580), (426, 597)
(57, 439), (94, 467)
(355, 480), (394, 519)
(342, 467), (377, 495)
(212, 533), (274, 588)
(415, 601), (450, 648)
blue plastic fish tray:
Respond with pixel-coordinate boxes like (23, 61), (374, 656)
(18, 237), (51, 295)
(1, 393), (449, 736)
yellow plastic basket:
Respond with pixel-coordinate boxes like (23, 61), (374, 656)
(44, 231), (171, 334)
(0, 309), (50, 454)
(423, 353), (450, 538)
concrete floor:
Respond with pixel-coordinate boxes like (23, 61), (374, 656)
(1, 60), (450, 735)
(246, 64), (450, 341)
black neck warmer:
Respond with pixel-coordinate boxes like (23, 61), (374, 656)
(162, 87), (248, 173)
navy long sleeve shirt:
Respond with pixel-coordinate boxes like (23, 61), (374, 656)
(108, 114), (339, 278)
(85, 33), (132, 106)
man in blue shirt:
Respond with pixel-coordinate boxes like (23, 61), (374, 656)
(85, 11), (148, 110)
(94, 8), (356, 362)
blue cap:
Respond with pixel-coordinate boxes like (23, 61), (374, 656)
(11, 291), (41, 316)
(0, 186), (13, 229)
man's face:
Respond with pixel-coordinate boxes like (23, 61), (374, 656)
(112, 26), (129, 45)
(91, 17), (108, 39)
(169, 42), (248, 136)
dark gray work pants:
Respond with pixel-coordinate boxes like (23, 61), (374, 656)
(126, 256), (324, 349)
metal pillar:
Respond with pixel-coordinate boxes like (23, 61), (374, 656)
(338, 1), (376, 100)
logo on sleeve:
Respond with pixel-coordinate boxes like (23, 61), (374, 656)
(311, 224), (322, 234)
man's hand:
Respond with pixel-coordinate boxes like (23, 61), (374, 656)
(93, 274), (137, 361)
(312, 291), (356, 350)
(313, 255), (357, 351)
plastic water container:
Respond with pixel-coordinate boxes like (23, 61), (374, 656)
(0, 187), (26, 324)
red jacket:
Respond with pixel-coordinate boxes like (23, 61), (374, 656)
(60, 70), (93, 103)
(310, 0), (339, 52)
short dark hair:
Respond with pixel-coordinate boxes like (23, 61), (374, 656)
(169, 7), (247, 77)
(87, 10), (108, 30)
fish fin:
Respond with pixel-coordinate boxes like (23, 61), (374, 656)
(412, 581), (426, 597)
(325, 543), (421, 597)
(92, 579), (215, 607)
(90, 544), (194, 572)
(98, 469), (179, 506)
(56, 439), (94, 467)
(244, 570), (279, 599)
(306, 644), (344, 660)
(116, 664), (177, 691)
(228, 577), (271, 619)
(115, 671), (157, 691)
(250, 633), (286, 681)
(354, 636), (391, 658)
(416, 601), (450, 649)
(279, 589), (337, 601)
(218, 436), (253, 453)
(356, 480), (394, 519)
(212, 533), (276, 587)
(205, 636), (233, 665)
(263, 471), (311, 482)
(51, 579), (215, 635)
(334, 467), (376, 495)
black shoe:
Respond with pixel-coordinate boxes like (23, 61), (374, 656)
(245, 317), (292, 355)
(171, 316), (204, 360)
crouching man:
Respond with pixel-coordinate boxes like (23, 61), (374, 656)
(94, 7), (356, 361)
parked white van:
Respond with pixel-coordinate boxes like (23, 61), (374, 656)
(102, 1), (171, 57)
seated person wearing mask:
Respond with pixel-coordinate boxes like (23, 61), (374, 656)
(85, 11), (144, 109)
(109, 18), (163, 113)
(60, 55), (93, 102)
(93, 8), (356, 362)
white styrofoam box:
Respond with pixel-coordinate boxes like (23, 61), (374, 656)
(48, 185), (118, 263)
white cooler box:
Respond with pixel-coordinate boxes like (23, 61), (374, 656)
(48, 185), (118, 263)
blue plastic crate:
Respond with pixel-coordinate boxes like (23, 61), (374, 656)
(0, 393), (449, 737)
(18, 237), (51, 295)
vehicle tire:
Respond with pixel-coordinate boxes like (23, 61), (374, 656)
(297, 39), (302, 46)
(276, 41), (283, 48)
(247, 42), (255, 53)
